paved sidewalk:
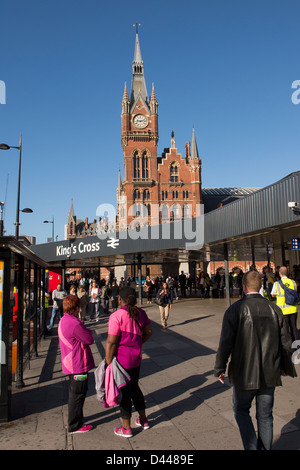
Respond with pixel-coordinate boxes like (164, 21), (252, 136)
(1, 297), (300, 451)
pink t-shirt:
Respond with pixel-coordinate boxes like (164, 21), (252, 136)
(108, 306), (150, 369)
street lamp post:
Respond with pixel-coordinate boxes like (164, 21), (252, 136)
(0, 134), (24, 239)
(43, 216), (54, 242)
(0, 202), (4, 236)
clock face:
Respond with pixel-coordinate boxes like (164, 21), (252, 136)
(133, 114), (148, 128)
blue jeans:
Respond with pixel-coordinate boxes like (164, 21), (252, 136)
(232, 386), (275, 450)
(89, 302), (100, 320)
(49, 306), (63, 329)
(103, 298), (109, 314)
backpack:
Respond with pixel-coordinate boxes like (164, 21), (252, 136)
(279, 280), (299, 306)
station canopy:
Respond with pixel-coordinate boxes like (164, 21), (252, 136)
(31, 172), (300, 268)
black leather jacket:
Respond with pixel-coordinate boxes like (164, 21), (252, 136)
(214, 294), (296, 389)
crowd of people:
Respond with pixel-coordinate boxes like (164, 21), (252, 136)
(47, 263), (299, 448)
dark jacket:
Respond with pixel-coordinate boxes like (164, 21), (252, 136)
(214, 293), (296, 390)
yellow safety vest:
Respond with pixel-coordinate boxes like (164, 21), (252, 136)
(274, 278), (298, 315)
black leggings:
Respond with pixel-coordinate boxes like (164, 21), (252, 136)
(68, 374), (89, 432)
(119, 366), (145, 420)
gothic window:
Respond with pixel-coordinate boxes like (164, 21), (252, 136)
(141, 152), (149, 179)
(134, 203), (141, 217)
(183, 204), (191, 218)
(170, 162), (179, 182)
(162, 204), (169, 221)
(183, 190), (189, 199)
(134, 189), (140, 200)
(172, 190), (178, 199)
(162, 190), (168, 200)
(133, 152), (140, 179)
(173, 204), (181, 220)
(143, 189), (150, 200)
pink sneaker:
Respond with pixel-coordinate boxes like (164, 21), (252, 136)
(135, 417), (150, 430)
(114, 425), (133, 438)
(70, 424), (92, 434)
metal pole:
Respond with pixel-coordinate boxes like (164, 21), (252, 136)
(15, 134), (22, 239)
(224, 243), (231, 308)
(0, 202), (4, 236)
(137, 254), (142, 305)
(33, 264), (38, 357)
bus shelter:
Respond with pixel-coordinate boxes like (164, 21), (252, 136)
(0, 236), (48, 422)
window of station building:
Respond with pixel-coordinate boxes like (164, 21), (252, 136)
(141, 153), (149, 179)
(162, 190), (168, 200)
(161, 204), (169, 221)
(172, 190), (178, 199)
(183, 190), (189, 199)
(143, 189), (150, 200)
(183, 203), (191, 218)
(170, 162), (179, 182)
(133, 152), (140, 179)
(134, 189), (140, 200)
(173, 204), (181, 220)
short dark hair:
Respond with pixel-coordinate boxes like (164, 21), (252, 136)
(242, 271), (261, 292)
(63, 295), (80, 315)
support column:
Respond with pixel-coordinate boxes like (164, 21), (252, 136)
(61, 261), (66, 290)
(251, 241), (255, 268)
(137, 254), (142, 305)
(281, 241), (286, 266)
(224, 243), (231, 308)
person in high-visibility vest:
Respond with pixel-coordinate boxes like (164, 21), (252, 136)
(271, 266), (298, 341)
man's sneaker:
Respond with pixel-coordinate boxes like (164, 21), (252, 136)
(135, 417), (150, 430)
(114, 425), (133, 438)
(70, 424), (92, 434)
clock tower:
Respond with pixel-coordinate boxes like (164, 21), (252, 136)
(117, 26), (202, 238)
(119, 26), (159, 229)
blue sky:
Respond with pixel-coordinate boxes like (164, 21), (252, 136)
(0, 0), (299, 244)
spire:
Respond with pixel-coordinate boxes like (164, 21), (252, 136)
(68, 198), (75, 223)
(191, 128), (199, 160)
(122, 82), (129, 102)
(122, 82), (130, 115)
(150, 82), (158, 115)
(117, 168), (122, 191)
(133, 24), (143, 63)
(130, 25), (149, 110)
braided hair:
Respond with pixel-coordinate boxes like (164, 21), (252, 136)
(119, 286), (140, 320)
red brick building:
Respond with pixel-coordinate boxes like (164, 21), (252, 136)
(117, 28), (202, 231)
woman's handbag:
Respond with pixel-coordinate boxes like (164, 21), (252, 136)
(155, 294), (166, 306)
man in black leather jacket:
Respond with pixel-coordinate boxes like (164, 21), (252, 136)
(214, 270), (296, 450)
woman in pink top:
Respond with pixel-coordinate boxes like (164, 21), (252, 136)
(58, 295), (95, 434)
(105, 287), (152, 438)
